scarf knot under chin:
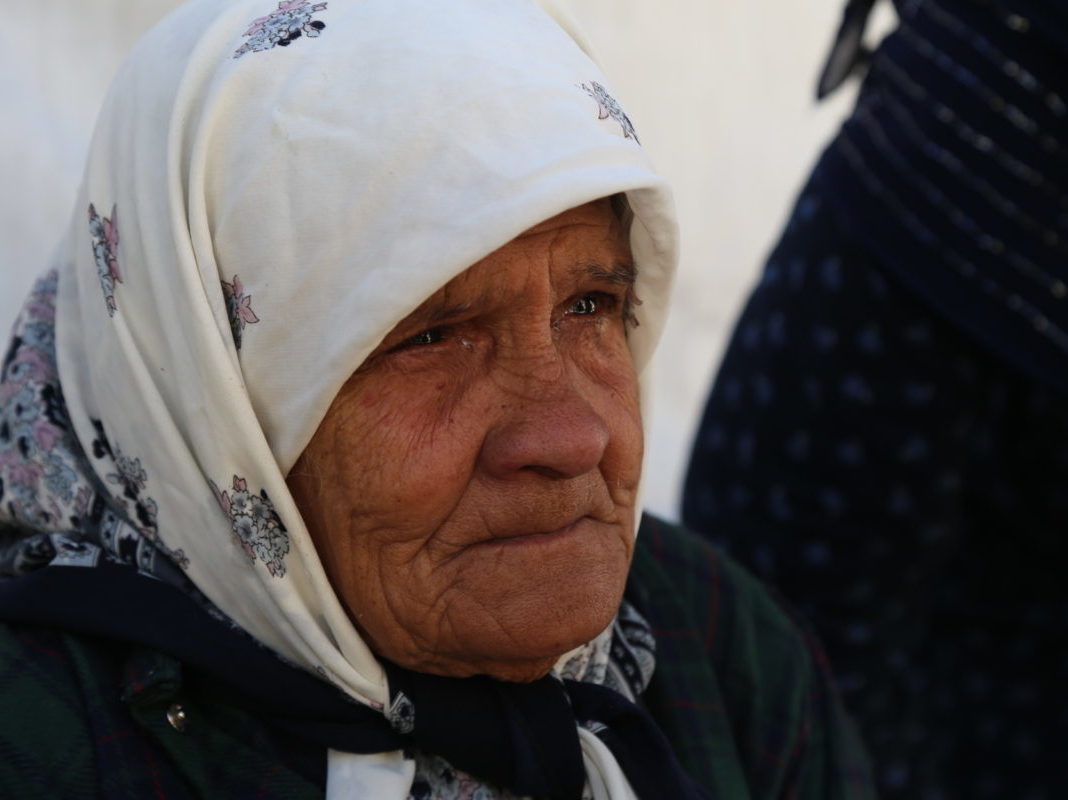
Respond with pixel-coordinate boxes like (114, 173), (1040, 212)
(383, 663), (705, 800)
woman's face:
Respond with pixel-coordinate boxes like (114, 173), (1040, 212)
(287, 199), (642, 682)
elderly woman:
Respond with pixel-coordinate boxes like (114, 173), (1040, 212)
(0, 1), (872, 798)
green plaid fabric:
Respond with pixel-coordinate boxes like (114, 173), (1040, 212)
(0, 515), (874, 798)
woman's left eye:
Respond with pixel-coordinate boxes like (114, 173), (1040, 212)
(568, 293), (611, 316)
(393, 327), (446, 351)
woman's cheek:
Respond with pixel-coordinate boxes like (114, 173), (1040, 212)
(570, 328), (640, 404)
(573, 329), (644, 480)
(357, 370), (480, 489)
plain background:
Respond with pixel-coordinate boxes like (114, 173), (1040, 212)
(0, 0), (893, 520)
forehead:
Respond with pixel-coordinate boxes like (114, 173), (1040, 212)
(457, 199), (631, 289)
(518, 198), (624, 238)
(411, 200), (631, 313)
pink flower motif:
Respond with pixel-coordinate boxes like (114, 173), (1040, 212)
(210, 474), (289, 577)
(456, 777), (483, 799)
(244, 13), (272, 36)
(88, 203), (123, 315)
(15, 347), (51, 381)
(4, 459), (41, 491)
(231, 276), (260, 325)
(210, 475), (239, 517)
(234, 1), (328, 58)
(243, 1), (311, 35)
(33, 421), (62, 452)
(88, 204), (122, 281)
(221, 274), (260, 350)
(581, 81), (640, 144)
(72, 486), (93, 520)
(102, 210), (120, 273)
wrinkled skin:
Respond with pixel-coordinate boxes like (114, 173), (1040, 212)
(287, 199), (642, 682)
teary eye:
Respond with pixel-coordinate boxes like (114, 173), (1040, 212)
(569, 294), (600, 315)
(401, 328), (446, 348)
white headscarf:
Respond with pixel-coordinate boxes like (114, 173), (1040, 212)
(54, 0), (677, 795)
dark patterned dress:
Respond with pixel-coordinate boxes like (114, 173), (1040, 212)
(683, 1), (1068, 797)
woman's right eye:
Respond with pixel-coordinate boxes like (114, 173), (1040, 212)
(400, 327), (446, 348)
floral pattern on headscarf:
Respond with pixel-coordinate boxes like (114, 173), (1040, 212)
(0, 272), (189, 579)
(89, 418), (189, 569)
(234, 0), (328, 58)
(221, 275), (260, 350)
(581, 82), (640, 144)
(0, 271), (79, 527)
(210, 474), (290, 576)
(87, 203), (122, 316)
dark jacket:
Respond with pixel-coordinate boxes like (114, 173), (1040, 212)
(0, 515), (873, 798)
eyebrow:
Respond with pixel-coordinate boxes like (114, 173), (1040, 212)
(402, 300), (474, 332)
(576, 259), (637, 286)
(398, 260), (637, 333)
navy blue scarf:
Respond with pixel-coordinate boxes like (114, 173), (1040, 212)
(0, 558), (707, 800)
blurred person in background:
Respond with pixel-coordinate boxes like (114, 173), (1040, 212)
(683, 0), (1068, 797)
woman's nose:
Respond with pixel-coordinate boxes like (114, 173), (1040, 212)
(479, 375), (611, 481)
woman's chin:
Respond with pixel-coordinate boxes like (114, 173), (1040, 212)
(373, 584), (623, 682)
(349, 523), (632, 681)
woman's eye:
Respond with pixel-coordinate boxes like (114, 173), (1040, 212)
(401, 328), (445, 348)
(568, 292), (623, 319)
(569, 294), (602, 316)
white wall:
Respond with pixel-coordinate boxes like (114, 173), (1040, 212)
(0, 0), (892, 520)
(1, 0), (188, 328)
